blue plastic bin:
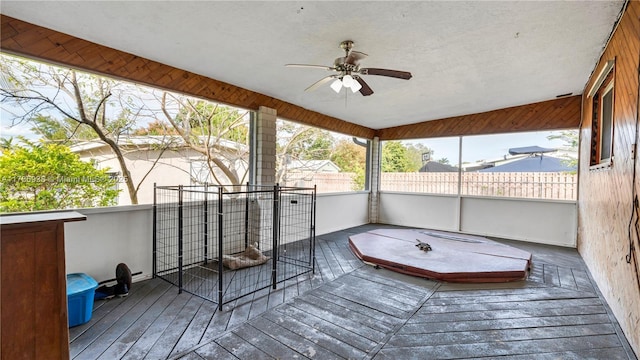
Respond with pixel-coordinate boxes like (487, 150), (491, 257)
(66, 273), (98, 327)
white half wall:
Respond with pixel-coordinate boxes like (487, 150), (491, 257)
(379, 192), (459, 231)
(64, 205), (153, 284)
(460, 196), (577, 247)
(379, 192), (577, 247)
(316, 192), (369, 235)
(63, 192), (369, 284)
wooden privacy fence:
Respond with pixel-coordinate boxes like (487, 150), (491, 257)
(281, 171), (577, 200)
(380, 172), (577, 200)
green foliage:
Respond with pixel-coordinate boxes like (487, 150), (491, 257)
(331, 139), (367, 190)
(547, 130), (579, 170)
(133, 120), (179, 136)
(547, 130), (578, 149)
(406, 143), (433, 171)
(0, 144), (119, 212)
(382, 141), (414, 172)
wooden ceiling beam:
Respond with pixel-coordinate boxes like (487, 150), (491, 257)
(376, 95), (582, 140)
(0, 15), (376, 139)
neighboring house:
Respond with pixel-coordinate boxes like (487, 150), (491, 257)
(419, 161), (458, 173)
(70, 136), (248, 205)
(465, 146), (577, 173)
(478, 146), (576, 173)
(478, 155), (576, 173)
(278, 159), (344, 189)
(285, 159), (341, 173)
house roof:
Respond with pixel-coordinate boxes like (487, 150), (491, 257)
(508, 146), (557, 155)
(419, 161), (458, 173)
(478, 155), (576, 173)
(1, 1), (624, 132)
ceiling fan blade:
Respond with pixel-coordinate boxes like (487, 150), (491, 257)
(356, 77), (374, 96)
(346, 50), (368, 64)
(360, 68), (412, 80)
(286, 64), (335, 71)
(305, 75), (337, 92)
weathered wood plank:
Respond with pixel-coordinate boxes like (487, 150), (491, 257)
(273, 304), (377, 352)
(311, 288), (405, 328)
(374, 334), (623, 360)
(232, 324), (306, 359)
(543, 264), (561, 287)
(388, 323), (616, 347)
(478, 347), (630, 360)
(249, 316), (344, 359)
(285, 297), (388, 342)
(177, 351), (206, 360)
(351, 266), (438, 294)
(194, 341), (238, 359)
(324, 276), (420, 311)
(416, 297), (603, 314)
(425, 289), (597, 306)
(142, 296), (205, 359)
(71, 279), (164, 358)
(398, 314), (613, 334)
(214, 332), (272, 360)
(170, 300), (219, 357)
(261, 311), (367, 359)
(431, 285), (581, 299)
(571, 268), (596, 293)
(557, 266), (578, 290)
(94, 282), (176, 359)
(299, 293), (395, 333)
(408, 304), (606, 323)
(119, 293), (192, 360)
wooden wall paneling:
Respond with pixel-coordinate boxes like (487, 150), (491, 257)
(376, 96), (581, 140)
(0, 15), (376, 140)
(1, 222), (70, 360)
(577, 1), (640, 356)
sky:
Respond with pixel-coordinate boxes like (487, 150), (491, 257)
(402, 130), (575, 164)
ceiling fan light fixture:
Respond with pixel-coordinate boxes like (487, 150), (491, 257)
(350, 79), (362, 92)
(342, 74), (355, 87)
(330, 79), (343, 93)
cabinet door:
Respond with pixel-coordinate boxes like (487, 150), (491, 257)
(1, 222), (69, 360)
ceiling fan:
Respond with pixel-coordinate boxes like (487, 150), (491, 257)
(286, 40), (412, 96)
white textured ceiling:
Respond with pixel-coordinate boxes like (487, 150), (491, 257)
(1, 1), (624, 130)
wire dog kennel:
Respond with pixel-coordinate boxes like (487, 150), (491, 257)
(153, 184), (316, 310)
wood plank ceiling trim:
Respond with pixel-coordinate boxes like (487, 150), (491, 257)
(377, 95), (582, 140)
(0, 15), (376, 139)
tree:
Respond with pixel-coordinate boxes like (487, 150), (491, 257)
(382, 141), (415, 172)
(157, 92), (250, 188)
(275, 121), (335, 184)
(405, 143), (432, 171)
(0, 54), (174, 204)
(0, 143), (119, 212)
(547, 130), (579, 169)
(331, 139), (367, 190)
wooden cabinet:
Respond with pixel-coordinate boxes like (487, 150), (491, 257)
(1, 212), (85, 360)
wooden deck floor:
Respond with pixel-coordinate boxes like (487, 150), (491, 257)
(69, 224), (638, 360)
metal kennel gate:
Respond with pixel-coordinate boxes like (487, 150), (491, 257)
(153, 184), (316, 310)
